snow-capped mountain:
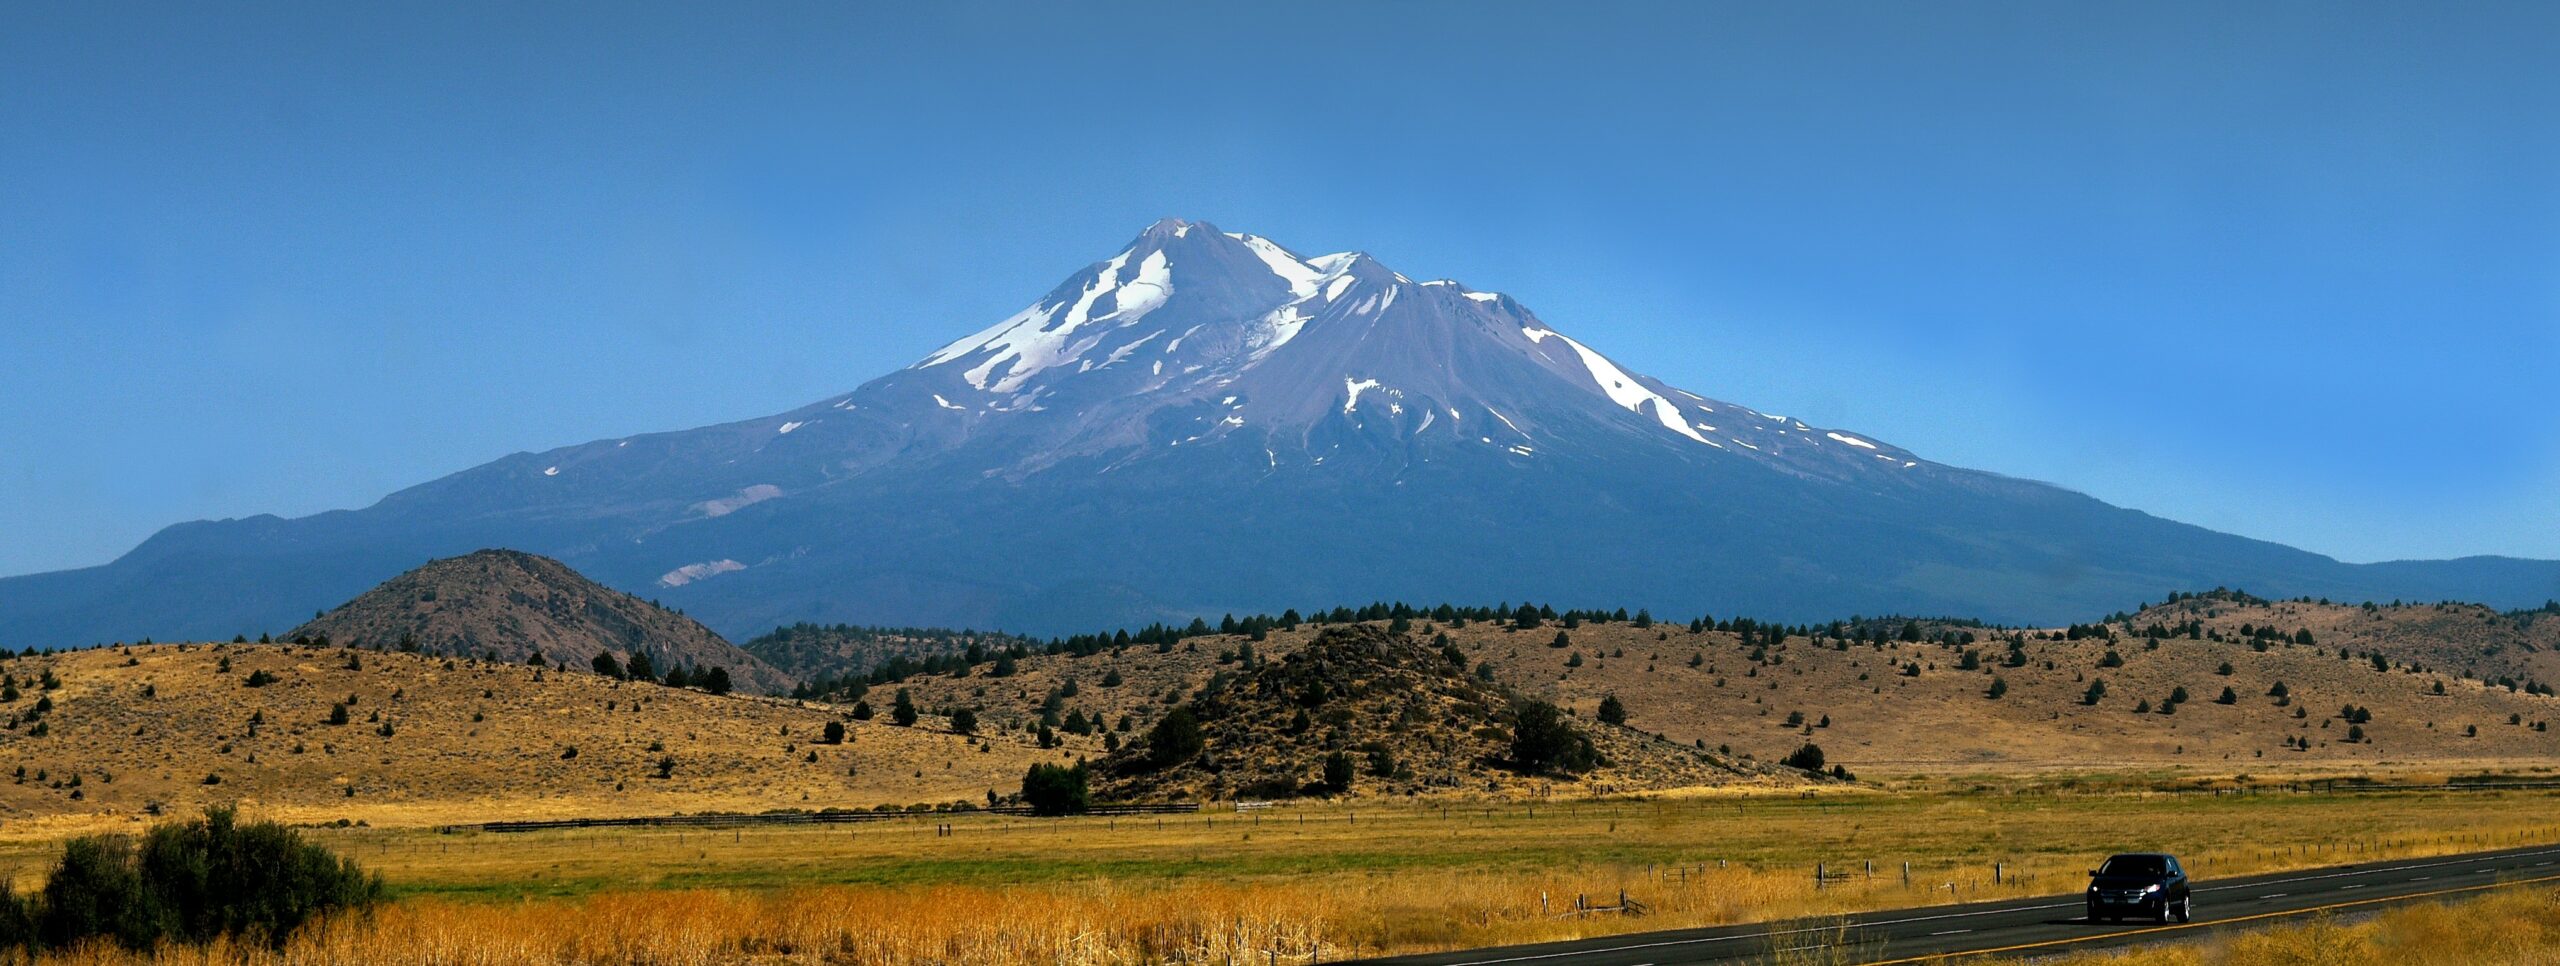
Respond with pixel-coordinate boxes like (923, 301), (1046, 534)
(3, 220), (2552, 645)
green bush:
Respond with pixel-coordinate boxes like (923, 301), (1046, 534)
(1146, 706), (1205, 769)
(1596, 694), (1627, 725)
(14, 806), (379, 952)
(1020, 761), (1090, 816)
(1782, 743), (1827, 772)
(1509, 699), (1598, 775)
(1321, 752), (1356, 794)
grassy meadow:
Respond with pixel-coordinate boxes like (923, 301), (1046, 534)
(8, 781), (2560, 963)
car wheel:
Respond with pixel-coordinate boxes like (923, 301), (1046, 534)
(2175, 896), (2192, 923)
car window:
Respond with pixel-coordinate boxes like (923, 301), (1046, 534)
(2099, 856), (2167, 876)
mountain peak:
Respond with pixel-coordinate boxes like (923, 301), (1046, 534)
(889, 221), (1935, 479)
(12, 223), (2559, 649)
(1138, 216), (1215, 240)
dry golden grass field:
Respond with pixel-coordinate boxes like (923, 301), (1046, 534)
(7, 787), (2560, 963)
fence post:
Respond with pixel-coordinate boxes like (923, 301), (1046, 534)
(1903, 861), (1910, 885)
(1995, 862), (2003, 884)
(1816, 862), (1825, 890)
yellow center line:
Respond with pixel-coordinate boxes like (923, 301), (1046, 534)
(1857, 871), (2560, 965)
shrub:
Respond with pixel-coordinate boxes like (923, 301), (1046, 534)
(1320, 752), (1355, 794)
(1363, 743), (1396, 778)
(822, 721), (846, 745)
(1146, 706), (1205, 769)
(1509, 700), (1598, 775)
(1020, 761), (1089, 816)
(1781, 743), (1826, 772)
(242, 670), (279, 688)
(1596, 694), (1627, 725)
(948, 708), (977, 734)
(31, 807), (379, 951)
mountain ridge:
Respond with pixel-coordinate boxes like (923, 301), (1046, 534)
(1, 219), (2553, 646)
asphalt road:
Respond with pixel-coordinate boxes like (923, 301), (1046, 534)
(1358, 843), (2560, 965)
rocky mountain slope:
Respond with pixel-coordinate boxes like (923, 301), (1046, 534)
(4, 219), (2552, 646)
(284, 549), (790, 694)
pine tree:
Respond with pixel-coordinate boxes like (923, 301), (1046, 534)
(1596, 694), (1627, 725)
(1321, 752), (1355, 794)
(891, 688), (919, 727)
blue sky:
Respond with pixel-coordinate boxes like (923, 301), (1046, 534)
(3, 2), (2555, 578)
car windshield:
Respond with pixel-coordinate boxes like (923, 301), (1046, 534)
(2099, 856), (2168, 877)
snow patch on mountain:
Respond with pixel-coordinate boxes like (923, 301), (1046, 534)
(1522, 326), (1710, 444)
(692, 484), (784, 519)
(1343, 377), (1386, 413)
(1233, 233), (1323, 298)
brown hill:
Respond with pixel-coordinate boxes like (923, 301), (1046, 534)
(0, 640), (1075, 829)
(891, 611), (2560, 778)
(286, 549), (789, 694)
(1075, 625), (1800, 800)
(2122, 590), (2560, 689)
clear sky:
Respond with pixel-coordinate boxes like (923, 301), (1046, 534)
(4, 2), (2555, 578)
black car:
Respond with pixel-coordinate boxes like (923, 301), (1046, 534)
(2085, 852), (2192, 923)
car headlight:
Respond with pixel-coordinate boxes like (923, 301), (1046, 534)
(2143, 884), (2162, 894)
